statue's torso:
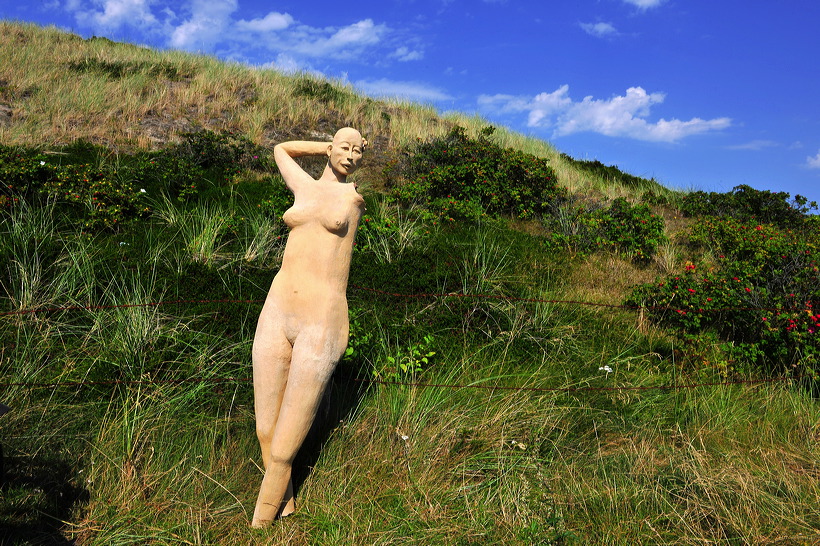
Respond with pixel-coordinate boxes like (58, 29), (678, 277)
(266, 179), (364, 333)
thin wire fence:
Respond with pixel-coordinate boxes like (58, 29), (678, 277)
(1, 285), (811, 395)
(1, 283), (814, 317)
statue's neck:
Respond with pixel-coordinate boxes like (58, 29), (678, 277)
(319, 163), (346, 184)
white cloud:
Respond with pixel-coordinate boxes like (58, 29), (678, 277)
(70, 0), (159, 33)
(355, 78), (453, 103)
(478, 85), (731, 143)
(580, 22), (618, 38)
(169, 0), (237, 50)
(478, 93), (540, 115)
(391, 46), (424, 62)
(235, 12), (293, 33)
(285, 19), (388, 59)
(331, 19), (385, 50)
(623, 0), (665, 9)
(64, 2), (396, 67)
(726, 140), (779, 151)
(807, 150), (820, 169)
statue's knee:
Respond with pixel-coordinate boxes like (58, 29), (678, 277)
(267, 453), (292, 469)
(256, 423), (272, 444)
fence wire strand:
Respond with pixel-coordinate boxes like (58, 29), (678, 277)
(0, 285), (813, 394)
(0, 285), (812, 317)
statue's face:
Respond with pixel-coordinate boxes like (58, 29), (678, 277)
(328, 129), (364, 177)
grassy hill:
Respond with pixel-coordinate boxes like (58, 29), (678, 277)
(1, 21), (819, 544)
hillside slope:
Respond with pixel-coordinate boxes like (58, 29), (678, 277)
(1, 20), (819, 545)
(0, 21), (678, 202)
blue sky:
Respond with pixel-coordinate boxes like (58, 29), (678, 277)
(4, 0), (820, 204)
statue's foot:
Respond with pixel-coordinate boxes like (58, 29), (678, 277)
(278, 498), (296, 519)
(251, 517), (271, 528)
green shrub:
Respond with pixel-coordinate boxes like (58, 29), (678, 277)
(256, 175), (294, 221)
(172, 129), (270, 175)
(679, 184), (817, 228)
(387, 126), (565, 222)
(0, 143), (149, 229)
(1, 131), (273, 228)
(132, 130), (272, 201)
(586, 198), (666, 262)
(132, 151), (202, 201)
(626, 216), (820, 378)
(0, 145), (52, 207)
(548, 197), (666, 262)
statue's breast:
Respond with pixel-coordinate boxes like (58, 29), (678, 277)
(283, 189), (364, 234)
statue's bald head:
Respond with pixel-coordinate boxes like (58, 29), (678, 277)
(326, 127), (365, 179)
(332, 127), (363, 147)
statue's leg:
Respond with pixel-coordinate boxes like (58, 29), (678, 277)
(251, 334), (338, 527)
(252, 326), (292, 472)
(281, 479), (295, 516)
(252, 314), (297, 525)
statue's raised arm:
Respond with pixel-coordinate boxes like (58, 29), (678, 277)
(251, 128), (367, 527)
(274, 128), (367, 191)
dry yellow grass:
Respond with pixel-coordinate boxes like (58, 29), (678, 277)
(0, 21), (681, 202)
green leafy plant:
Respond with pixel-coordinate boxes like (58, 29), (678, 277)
(589, 198), (667, 262)
(172, 129), (269, 174)
(256, 175), (294, 221)
(342, 309), (436, 381)
(0, 143), (149, 229)
(627, 215), (819, 378)
(549, 197), (667, 262)
(387, 126), (565, 222)
(132, 151), (202, 201)
(679, 184), (817, 228)
(374, 334), (437, 382)
(132, 130), (271, 202)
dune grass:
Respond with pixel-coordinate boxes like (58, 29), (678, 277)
(1, 20), (818, 545)
(2, 194), (819, 544)
(0, 21), (678, 201)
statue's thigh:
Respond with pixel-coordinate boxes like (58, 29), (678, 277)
(253, 327), (292, 433)
(288, 325), (346, 382)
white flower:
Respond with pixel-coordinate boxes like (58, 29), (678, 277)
(401, 435), (409, 441)
(599, 365), (613, 374)
(140, 188), (146, 193)
(40, 161), (46, 165)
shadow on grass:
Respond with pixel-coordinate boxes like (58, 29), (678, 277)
(0, 449), (89, 545)
(291, 373), (368, 499)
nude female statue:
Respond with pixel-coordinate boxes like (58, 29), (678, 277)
(251, 128), (366, 527)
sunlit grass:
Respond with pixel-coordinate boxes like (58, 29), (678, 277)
(2, 196), (819, 545)
(0, 21), (681, 201)
(1, 20), (819, 546)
